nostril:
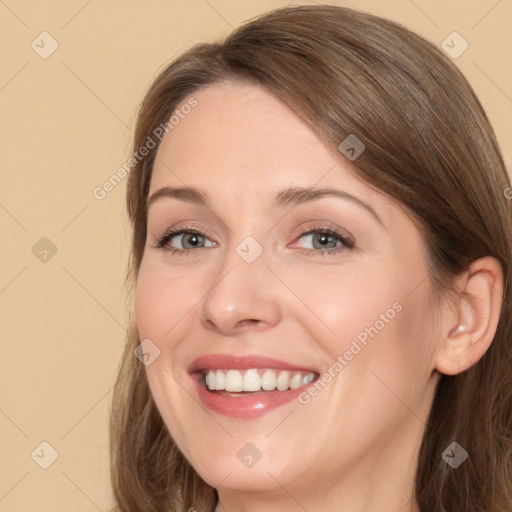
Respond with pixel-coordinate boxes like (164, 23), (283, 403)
(235, 319), (262, 329)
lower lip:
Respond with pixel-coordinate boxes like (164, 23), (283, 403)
(191, 374), (306, 419)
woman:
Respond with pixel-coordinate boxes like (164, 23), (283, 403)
(109, 4), (512, 511)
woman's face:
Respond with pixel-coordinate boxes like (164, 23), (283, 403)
(136, 81), (441, 504)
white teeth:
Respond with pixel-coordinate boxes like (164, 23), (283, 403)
(242, 369), (261, 392)
(303, 373), (315, 385)
(203, 368), (316, 392)
(206, 370), (215, 390)
(289, 373), (302, 390)
(214, 370), (225, 391)
(277, 371), (290, 391)
(225, 369), (243, 392)
(261, 369), (277, 390)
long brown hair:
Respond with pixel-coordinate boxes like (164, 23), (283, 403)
(109, 4), (512, 511)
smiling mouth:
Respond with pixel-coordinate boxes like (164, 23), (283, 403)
(189, 355), (320, 417)
(199, 368), (318, 393)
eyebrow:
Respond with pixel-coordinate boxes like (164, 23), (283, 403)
(147, 185), (384, 227)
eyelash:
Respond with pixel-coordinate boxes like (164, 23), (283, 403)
(153, 224), (355, 257)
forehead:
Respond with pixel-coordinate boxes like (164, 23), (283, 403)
(152, 81), (330, 182)
(149, 81), (396, 222)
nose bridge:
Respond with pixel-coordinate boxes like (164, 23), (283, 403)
(199, 232), (282, 334)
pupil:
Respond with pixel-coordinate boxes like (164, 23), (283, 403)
(185, 234), (201, 248)
(315, 233), (335, 249)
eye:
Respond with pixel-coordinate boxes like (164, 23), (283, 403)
(154, 226), (215, 255)
(294, 226), (355, 255)
(152, 224), (355, 257)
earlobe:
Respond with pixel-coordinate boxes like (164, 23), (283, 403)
(434, 256), (504, 376)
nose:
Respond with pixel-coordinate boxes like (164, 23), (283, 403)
(199, 244), (283, 336)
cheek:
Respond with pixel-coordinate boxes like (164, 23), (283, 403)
(287, 263), (405, 350)
(135, 268), (164, 340)
(291, 258), (435, 384)
(134, 260), (208, 394)
(134, 262), (197, 442)
(134, 262), (191, 394)
(342, 274), (436, 407)
(135, 260), (197, 340)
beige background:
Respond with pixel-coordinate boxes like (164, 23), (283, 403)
(1, 0), (511, 510)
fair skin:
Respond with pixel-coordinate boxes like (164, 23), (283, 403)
(135, 81), (503, 512)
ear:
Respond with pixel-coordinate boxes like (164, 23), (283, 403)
(434, 256), (504, 376)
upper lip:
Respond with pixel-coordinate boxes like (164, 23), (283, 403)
(188, 354), (319, 374)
